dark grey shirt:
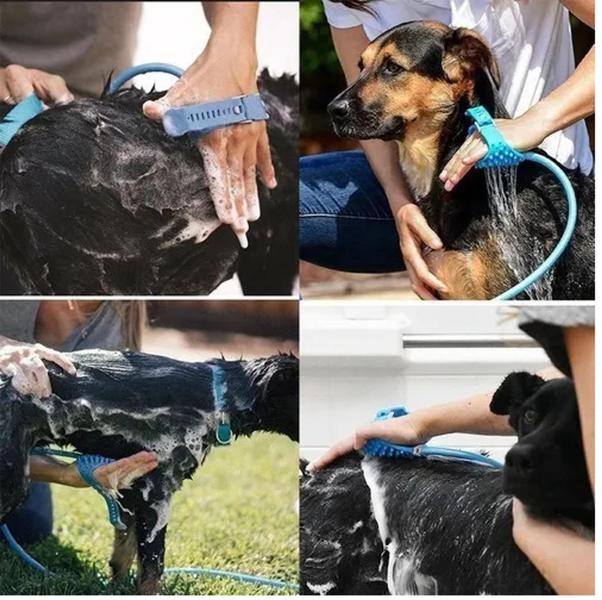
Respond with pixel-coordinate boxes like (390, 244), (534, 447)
(519, 307), (594, 377)
(0, 300), (125, 351)
(0, 2), (142, 97)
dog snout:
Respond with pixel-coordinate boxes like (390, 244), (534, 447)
(505, 445), (536, 477)
(328, 98), (352, 120)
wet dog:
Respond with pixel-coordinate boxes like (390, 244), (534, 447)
(328, 21), (594, 299)
(300, 373), (593, 594)
(0, 70), (298, 295)
(0, 349), (299, 594)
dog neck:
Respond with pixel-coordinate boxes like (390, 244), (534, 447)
(395, 125), (443, 199)
(208, 356), (297, 442)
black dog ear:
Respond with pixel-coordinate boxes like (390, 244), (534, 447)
(442, 27), (501, 111)
(490, 372), (546, 416)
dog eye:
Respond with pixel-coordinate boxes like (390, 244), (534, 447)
(383, 60), (404, 76)
(523, 409), (538, 425)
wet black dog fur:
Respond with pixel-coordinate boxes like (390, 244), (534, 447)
(0, 349), (298, 593)
(0, 70), (298, 295)
(300, 373), (593, 595)
(328, 22), (594, 299)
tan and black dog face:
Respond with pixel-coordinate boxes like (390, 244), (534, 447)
(328, 21), (500, 142)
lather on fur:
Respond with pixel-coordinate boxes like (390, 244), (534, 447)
(300, 373), (593, 595)
(0, 349), (299, 594)
(0, 70), (298, 295)
(328, 21), (594, 299)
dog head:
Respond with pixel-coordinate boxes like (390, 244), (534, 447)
(328, 20), (500, 142)
(490, 373), (592, 513)
(217, 353), (299, 442)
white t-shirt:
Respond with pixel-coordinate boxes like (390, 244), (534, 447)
(323, 0), (592, 174)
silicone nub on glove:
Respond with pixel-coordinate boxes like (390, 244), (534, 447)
(466, 106), (525, 169)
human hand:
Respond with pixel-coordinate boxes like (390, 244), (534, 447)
(0, 65), (73, 106)
(439, 113), (548, 192)
(143, 44), (276, 249)
(65, 450), (159, 489)
(307, 413), (429, 473)
(0, 341), (76, 398)
(396, 203), (448, 300)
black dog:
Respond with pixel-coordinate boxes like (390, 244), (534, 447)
(0, 349), (298, 594)
(328, 21), (594, 299)
(300, 373), (593, 594)
(0, 70), (298, 295)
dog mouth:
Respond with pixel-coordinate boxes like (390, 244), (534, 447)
(331, 114), (407, 141)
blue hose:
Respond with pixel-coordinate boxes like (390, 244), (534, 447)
(493, 152), (578, 300)
(0, 524), (51, 574)
(108, 63), (184, 94)
(164, 567), (298, 591)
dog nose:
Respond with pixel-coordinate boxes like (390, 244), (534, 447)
(328, 99), (351, 119)
(505, 446), (535, 476)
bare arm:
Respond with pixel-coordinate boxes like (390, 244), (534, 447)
(308, 366), (561, 472)
(330, 26), (447, 299)
(31, 452), (159, 489)
(512, 501), (594, 594)
(441, 0), (594, 189)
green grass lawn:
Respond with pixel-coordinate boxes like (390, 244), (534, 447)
(0, 434), (299, 595)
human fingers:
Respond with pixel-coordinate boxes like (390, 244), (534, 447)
(401, 224), (447, 293)
(198, 133), (236, 224)
(30, 70), (73, 105)
(256, 124), (277, 189)
(20, 355), (52, 398)
(34, 344), (76, 375)
(226, 134), (249, 246)
(95, 451), (159, 490)
(443, 137), (486, 191)
(306, 435), (356, 473)
(405, 262), (438, 300)
(404, 205), (443, 251)
(243, 144), (260, 222)
(4, 64), (34, 103)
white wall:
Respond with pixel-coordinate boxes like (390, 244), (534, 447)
(301, 303), (552, 463)
(133, 1), (298, 92)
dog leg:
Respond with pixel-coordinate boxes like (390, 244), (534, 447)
(135, 503), (168, 595)
(110, 521), (137, 580)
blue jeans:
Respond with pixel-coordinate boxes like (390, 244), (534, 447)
(299, 151), (406, 273)
(3, 483), (52, 545)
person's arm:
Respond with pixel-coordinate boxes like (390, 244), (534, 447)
(30, 451), (159, 489)
(512, 500), (594, 594)
(330, 26), (447, 299)
(144, 1), (275, 249)
(440, 0), (594, 190)
(308, 366), (561, 472)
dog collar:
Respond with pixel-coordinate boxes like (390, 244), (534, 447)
(162, 94), (269, 138)
(0, 94), (44, 147)
(210, 365), (232, 446)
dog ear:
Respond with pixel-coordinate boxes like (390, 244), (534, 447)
(442, 27), (501, 108)
(490, 372), (546, 416)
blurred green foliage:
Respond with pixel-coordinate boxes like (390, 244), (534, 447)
(300, 0), (340, 78)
